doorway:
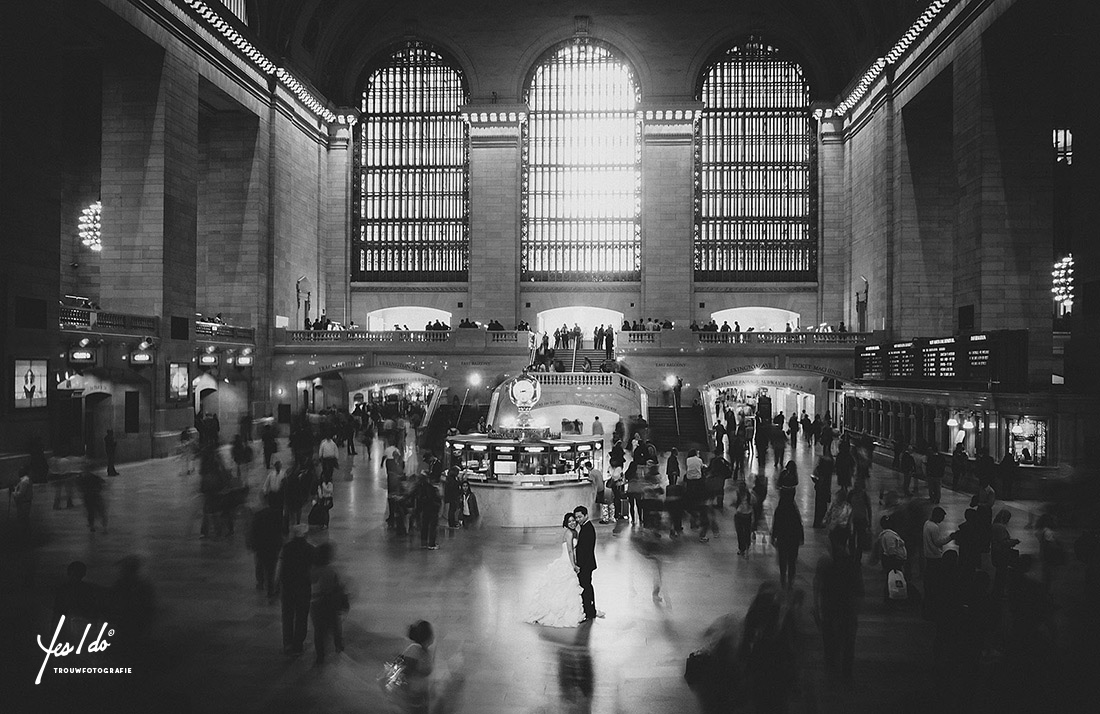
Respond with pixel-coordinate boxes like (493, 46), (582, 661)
(536, 306), (624, 343)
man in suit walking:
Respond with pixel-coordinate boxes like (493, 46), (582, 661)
(572, 506), (603, 621)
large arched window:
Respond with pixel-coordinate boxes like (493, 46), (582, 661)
(694, 37), (816, 282)
(522, 38), (641, 282)
(353, 40), (469, 282)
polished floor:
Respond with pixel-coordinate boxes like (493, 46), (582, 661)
(0, 435), (1051, 713)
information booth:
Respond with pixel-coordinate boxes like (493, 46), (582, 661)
(446, 432), (603, 527)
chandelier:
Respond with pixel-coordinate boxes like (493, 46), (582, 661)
(1051, 254), (1073, 312)
(79, 200), (102, 252)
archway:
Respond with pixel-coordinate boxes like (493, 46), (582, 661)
(366, 306), (452, 331)
(193, 373), (219, 416)
(704, 370), (826, 430)
(536, 306), (624, 342)
(710, 306), (801, 332)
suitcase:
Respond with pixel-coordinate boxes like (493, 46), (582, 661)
(308, 500), (330, 528)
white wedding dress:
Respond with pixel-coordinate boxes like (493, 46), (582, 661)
(524, 539), (584, 627)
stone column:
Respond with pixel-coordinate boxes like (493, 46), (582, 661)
(463, 105), (525, 324)
(640, 103), (701, 327)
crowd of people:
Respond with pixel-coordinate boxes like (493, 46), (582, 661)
(7, 389), (1095, 713)
(690, 319), (848, 333)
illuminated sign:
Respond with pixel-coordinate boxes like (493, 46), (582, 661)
(234, 355), (254, 367)
(169, 363), (189, 400)
(198, 354), (219, 366)
(69, 349), (96, 364)
(129, 351), (153, 365)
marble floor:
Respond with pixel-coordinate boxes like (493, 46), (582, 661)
(0, 437), (1054, 714)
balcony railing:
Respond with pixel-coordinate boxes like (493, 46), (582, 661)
(694, 331), (872, 345)
(533, 372), (639, 394)
(196, 321), (255, 343)
(624, 331), (657, 344)
(60, 307), (159, 335)
(286, 329), (452, 344)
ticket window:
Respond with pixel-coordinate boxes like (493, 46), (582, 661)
(493, 457), (517, 478)
(463, 445), (490, 477)
(519, 449), (550, 475)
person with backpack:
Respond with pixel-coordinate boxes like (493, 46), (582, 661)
(873, 515), (908, 601)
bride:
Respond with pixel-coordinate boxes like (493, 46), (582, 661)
(524, 513), (585, 627)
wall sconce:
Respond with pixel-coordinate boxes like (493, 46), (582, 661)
(962, 417), (975, 430)
(946, 416), (959, 427)
(1011, 423), (1024, 435)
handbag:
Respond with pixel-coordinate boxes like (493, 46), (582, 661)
(887, 569), (908, 600)
(684, 648), (715, 688)
(378, 654), (408, 694)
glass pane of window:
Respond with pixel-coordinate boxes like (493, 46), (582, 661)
(694, 37), (816, 282)
(353, 41), (469, 281)
(522, 39), (641, 282)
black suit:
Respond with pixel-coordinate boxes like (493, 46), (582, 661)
(575, 520), (597, 619)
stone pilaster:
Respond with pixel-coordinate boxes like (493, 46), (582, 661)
(640, 102), (701, 327)
(100, 48), (198, 322)
(463, 104), (524, 324)
(324, 120), (353, 324)
(816, 111), (847, 326)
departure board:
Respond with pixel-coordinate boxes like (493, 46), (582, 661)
(886, 342), (916, 378)
(856, 345), (885, 380)
(854, 331), (1028, 391)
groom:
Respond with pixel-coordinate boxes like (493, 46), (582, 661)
(573, 506), (601, 621)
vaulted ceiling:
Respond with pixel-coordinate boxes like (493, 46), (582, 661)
(245, 0), (929, 105)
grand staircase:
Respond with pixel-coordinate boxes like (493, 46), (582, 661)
(646, 405), (710, 453)
(420, 403), (489, 455)
(570, 347), (612, 371)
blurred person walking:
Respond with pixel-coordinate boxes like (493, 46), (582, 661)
(278, 524), (314, 656)
(400, 620), (436, 714)
(310, 542), (348, 664)
(77, 461), (108, 533)
(813, 528), (864, 686)
(250, 494), (284, 599)
(771, 490), (805, 590)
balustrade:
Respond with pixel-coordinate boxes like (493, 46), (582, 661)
(60, 307), (159, 335)
(196, 321), (255, 342)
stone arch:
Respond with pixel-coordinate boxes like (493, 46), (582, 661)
(512, 27), (653, 102)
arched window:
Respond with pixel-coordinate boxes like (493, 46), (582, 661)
(694, 37), (816, 282)
(353, 40), (469, 281)
(522, 38), (641, 282)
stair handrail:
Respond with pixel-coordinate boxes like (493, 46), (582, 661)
(570, 336), (580, 372)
